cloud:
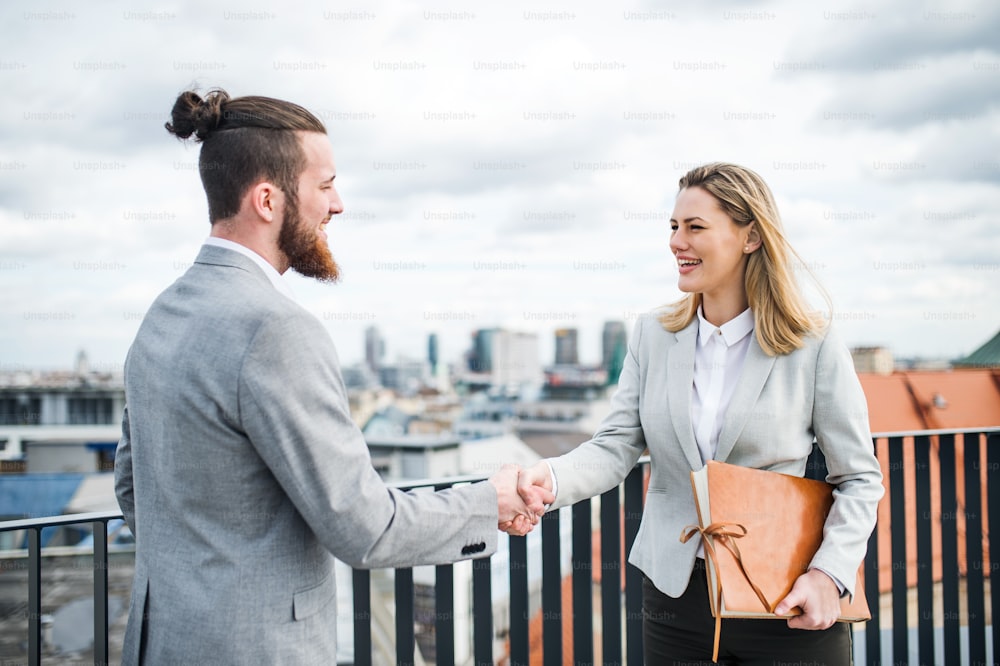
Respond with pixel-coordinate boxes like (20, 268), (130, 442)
(785, 1), (1000, 71)
(0, 0), (998, 368)
(807, 53), (1000, 131)
(780, 2), (1000, 142)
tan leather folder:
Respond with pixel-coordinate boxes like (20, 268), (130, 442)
(684, 460), (871, 622)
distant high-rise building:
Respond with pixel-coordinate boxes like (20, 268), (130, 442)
(365, 326), (385, 374)
(491, 330), (541, 388)
(602, 320), (628, 384)
(554, 328), (579, 365)
(428, 333), (439, 371)
(468, 328), (496, 373)
(75, 349), (90, 376)
(465, 328), (541, 389)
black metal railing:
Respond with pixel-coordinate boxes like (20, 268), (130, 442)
(2, 426), (999, 665)
(351, 464), (649, 666)
(0, 510), (120, 666)
(867, 427), (1000, 666)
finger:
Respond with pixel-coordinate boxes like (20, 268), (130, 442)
(521, 481), (556, 510)
(510, 514), (530, 535)
(516, 464), (547, 490)
(774, 591), (802, 617)
(515, 471), (537, 497)
(516, 484), (538, 507)
(786, 612), (831, 631)
(503, 484), (533, 517)
(520, 488), (547, 514)
(509, 491), (532, 517)
(786, 616), (806, 630)
(784, 608), (811, 629)
(781, 591), (834, 631)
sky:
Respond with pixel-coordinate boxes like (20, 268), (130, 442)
(1, 0), (998, 373)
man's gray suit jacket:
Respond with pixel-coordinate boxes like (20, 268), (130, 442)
(548, 312), (884, 600)
(115, 244), (497, 665)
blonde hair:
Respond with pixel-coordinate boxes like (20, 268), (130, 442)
(659, 162), (828, 355)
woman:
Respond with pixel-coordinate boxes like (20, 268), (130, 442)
(516, 163), (883, 664)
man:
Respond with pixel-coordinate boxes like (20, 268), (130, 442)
(114, 89), (547, 665)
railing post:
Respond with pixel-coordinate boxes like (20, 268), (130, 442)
(571, 499), (593, 666)
(509, 535), (529, 666)
(352, 569), (371, 666)
(472, 556), (492, 665)
(623, 465), (644, 665)
(864, 511), (880, 666)
(887, 436), (908, 662)
(939, 433), (961, 663)
(541, 510), (562, 666)
(914, 434), (935, 663)
(988, 432), (1000, 663)
(434, 562), (455, 666)
(435, 481), (457, 666)
(395, 567), (415, 665)
(600, 485), (622, 665)
(28, 527), (41, 666)
(93, 519), (110, 665)
(963, 431), (987, 665)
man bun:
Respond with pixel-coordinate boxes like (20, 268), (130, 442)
(165, 89), (230, 142)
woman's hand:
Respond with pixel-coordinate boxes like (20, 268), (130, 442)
(517, 461), (554, 511)
(774, 568), (842, 630)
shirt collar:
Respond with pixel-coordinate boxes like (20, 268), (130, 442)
(203, 237), (296, 301)
(697, 306), (755, 348)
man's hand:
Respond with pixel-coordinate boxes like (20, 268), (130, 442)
(774, 568), (842, 630)
(504, 461), (556, 535)
(490, 464), (539, 536)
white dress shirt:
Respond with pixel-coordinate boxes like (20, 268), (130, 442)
(203, 237), (296, 302)
(691, 306), (754, 464)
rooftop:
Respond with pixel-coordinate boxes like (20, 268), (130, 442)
(857, 369), (1000, 432)
(955, 328), (1000, 368)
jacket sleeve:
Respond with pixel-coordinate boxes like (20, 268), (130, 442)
(237, 313), (498, 569)
(114, 403), (137, 536)
(808, 326), (885, 596)
(547, 314), (648, 509)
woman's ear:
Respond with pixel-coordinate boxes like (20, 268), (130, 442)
(744, 224), (762, 254)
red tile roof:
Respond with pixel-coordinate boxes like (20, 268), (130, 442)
(858, 369), (1000, 433)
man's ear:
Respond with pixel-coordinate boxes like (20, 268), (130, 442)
(745, 223), (763, 254)
(248, 181), (281, 222)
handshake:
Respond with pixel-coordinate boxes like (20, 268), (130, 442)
(488, 462), (555, 537)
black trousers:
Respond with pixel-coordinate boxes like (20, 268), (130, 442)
(643, 559), (852, 665)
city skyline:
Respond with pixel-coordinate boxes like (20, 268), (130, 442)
(2, 0), (998, 372)
(5, 316), (984, 381)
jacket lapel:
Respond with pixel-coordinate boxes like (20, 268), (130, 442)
(666, 321), (703, 470)
(714, 336), (776, 462)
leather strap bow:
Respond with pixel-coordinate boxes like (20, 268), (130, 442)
(680, 522), (773, 663)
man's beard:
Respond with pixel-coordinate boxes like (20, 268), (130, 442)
(277, 198), (340, 282)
